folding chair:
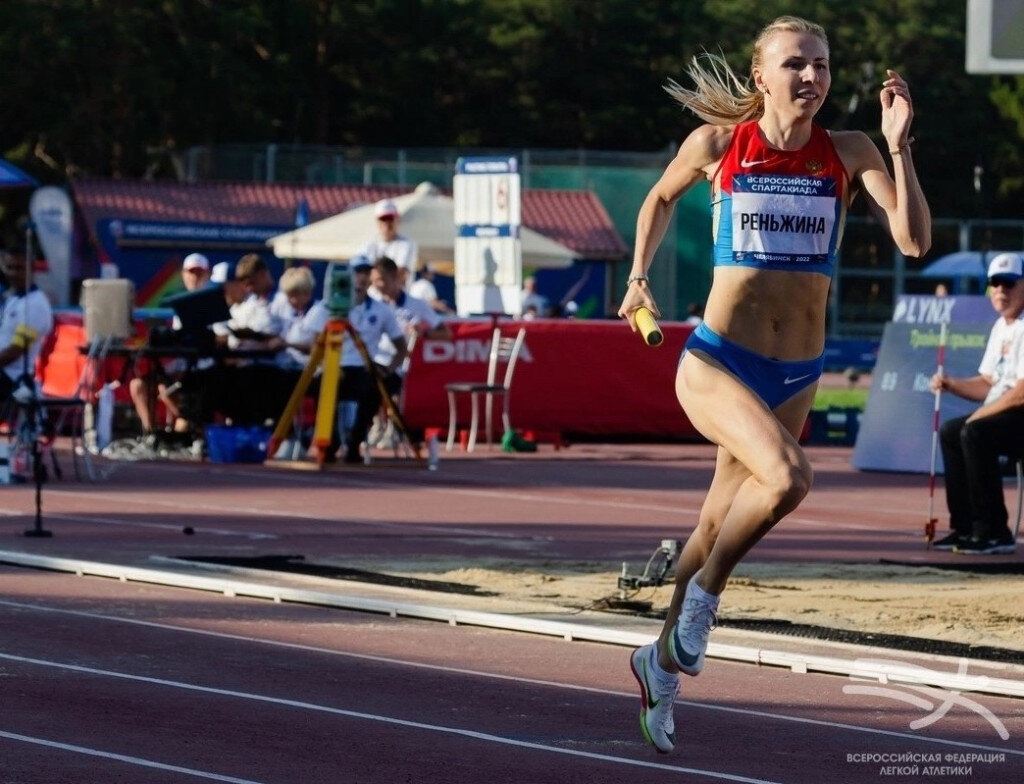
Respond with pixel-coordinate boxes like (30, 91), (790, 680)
(445, 327), (526, 452)
(39, 336), (112, 480)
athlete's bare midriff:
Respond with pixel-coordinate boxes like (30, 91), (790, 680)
(700, 265), (830, 360)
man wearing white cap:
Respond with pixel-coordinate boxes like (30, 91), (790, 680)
(177, 254), (211, 322)
(359, 199), (418, 288)
(930, 252), (1024, 554)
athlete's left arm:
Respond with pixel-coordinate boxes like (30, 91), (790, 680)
(836, 70), (931, 257)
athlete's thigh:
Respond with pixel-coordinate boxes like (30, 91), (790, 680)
(772, 378), (818, 441)
(676, 351), (807, 483)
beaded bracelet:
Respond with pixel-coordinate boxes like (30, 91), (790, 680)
(626, 274), (650, 286)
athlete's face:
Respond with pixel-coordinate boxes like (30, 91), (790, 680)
(754, 31), (831, 117)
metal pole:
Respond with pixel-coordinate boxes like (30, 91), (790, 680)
(20, 221), (52, 537)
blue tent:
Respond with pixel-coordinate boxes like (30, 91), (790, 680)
(0, 158), (38, 188)
(919, 251), (996, 280)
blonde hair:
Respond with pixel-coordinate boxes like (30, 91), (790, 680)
(665, 16), (829, 125)
(234, 253), (266, 281)
(279, 265), (314, 296)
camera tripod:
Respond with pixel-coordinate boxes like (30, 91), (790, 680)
(267, 317), (422, 467)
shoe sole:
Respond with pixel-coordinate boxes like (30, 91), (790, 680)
(629, 648), (673, 754)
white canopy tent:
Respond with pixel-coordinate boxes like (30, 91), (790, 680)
(265, 181), (578, 272)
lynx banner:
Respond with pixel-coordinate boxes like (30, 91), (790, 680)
(852, 295), (993, 473)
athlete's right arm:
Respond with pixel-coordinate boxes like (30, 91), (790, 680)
(619, 124), (731, 327)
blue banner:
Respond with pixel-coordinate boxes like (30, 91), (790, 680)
(852, 320), (991, 473)
(456, 225), (517, 238)
(106, 219), (288, 246)
(455, 156), (517, 174)
(891, 294), (993, 325)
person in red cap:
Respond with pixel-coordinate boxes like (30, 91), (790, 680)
(930, 251), (1024, 555)
(359, 199), (418, 288)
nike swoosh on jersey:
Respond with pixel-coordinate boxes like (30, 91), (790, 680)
(740, 157), (770, 167)
(783, 374), (813, 385)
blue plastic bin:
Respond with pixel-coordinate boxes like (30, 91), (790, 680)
(205, 425), (272, 464)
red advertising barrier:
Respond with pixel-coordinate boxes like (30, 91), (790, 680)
(402, 319), (700, 439)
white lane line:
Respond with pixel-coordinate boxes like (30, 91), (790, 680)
(45, 485), (895, 539)
(0, 730), (265, 784)
(0, 651), (778, 784)
(209, 462), (940, 520)
(85, 454), (946, 516)
(44, 489), (533, 540)
(0, 508), (275, 539)
(1, 599), (1020, 758)
(47, 512), (277, 539)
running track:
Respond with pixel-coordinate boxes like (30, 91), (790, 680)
(0, 443), (1021, 783)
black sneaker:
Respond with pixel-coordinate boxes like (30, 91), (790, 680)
(954, 536), (1017, 555)
(931, 531), (967, 551)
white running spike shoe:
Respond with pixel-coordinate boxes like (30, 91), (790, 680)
(629, 642), (678, 753)
(667, 581), (718, 676)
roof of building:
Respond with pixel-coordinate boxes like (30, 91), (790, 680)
(70, 178), (629, 260)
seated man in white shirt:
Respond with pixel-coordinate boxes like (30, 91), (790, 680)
(369, 256), (450, 448)
(370, 256), (450, 398)
(0, 248), (54, 405)
(931, 252), (1024, 555)
(360, 199), (418, 288)
(183, 254), (290, 427)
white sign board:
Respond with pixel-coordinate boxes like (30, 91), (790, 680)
(453, 157), (522, 316)
(966, 0), (1024, 73)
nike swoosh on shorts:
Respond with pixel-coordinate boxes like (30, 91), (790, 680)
(783, 374), (812, 385)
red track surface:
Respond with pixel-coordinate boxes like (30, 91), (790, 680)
(0, 443), (1021, 783)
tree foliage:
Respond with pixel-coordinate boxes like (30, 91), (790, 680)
(1, 0), (1022, 217)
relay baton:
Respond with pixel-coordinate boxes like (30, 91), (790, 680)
(635, 307), (663, 347)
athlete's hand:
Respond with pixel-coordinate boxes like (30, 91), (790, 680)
(880, 69), (913, 150)
(617, 279), (660, 333)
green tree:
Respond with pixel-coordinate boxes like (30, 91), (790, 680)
(1, 0), (1023, 219)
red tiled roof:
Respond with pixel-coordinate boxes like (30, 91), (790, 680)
(70, 178), (628, 260)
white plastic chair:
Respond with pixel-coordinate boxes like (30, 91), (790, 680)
(445, 327), (526, 452)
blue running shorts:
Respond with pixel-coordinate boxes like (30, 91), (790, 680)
(682, 321), (823, 410)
